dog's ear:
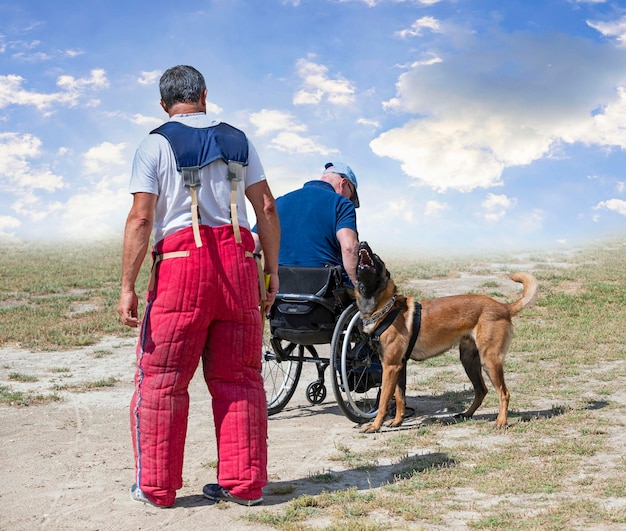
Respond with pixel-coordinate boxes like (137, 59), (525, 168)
(386, 269), (390, 279)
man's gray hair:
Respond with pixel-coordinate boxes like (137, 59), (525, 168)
(159, 65), (206, 108)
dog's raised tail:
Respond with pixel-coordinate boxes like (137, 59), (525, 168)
(507, 272), (539, 316)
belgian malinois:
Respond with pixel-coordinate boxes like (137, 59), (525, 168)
(355, 241), (538, 432)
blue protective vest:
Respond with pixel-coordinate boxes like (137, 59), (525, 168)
(150, 121), (250, 248)
(151, 121), (248, 170)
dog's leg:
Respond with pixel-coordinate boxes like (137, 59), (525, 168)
(387, 360), (408, 428)
(458, 336), (488, 420)
(481, 352), (510, 428)
(476, 322), (512, 428)
(361, 361), (402, 433)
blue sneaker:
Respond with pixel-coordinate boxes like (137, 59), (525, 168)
(129, 484), (172, 508)
(202, 483), (263, 506)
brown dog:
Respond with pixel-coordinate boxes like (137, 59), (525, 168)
(355, 241), (538, 432)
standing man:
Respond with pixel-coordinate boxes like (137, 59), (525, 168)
(273, 162), (359, 285)
(117, 65), (280, 508)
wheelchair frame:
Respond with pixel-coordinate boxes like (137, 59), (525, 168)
(262, 265), (383, 423)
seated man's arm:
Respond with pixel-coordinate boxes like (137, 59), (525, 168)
(337, 227), (358, 285)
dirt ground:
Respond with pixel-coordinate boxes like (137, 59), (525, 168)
(2, 269), (624, 530)
(1, 334), (429, 531)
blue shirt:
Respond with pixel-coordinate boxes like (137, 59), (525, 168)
(275, 180), (357, 270)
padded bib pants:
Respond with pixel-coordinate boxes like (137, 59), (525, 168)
(130, 224), (267, 506)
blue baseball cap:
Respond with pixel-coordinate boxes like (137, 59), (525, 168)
(323, 162), (359, 208)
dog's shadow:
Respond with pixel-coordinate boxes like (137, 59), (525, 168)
(387, 393), (609, 430)
(264, 390), (606, 427)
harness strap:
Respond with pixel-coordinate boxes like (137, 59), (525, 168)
(368, 300), (422, 361)
(404, 302), (422, 360)
(371, 303), (404, 341)
(148, 250), (191, 291)
(230, 177), (242, 244)
(189, 186), (203, 248)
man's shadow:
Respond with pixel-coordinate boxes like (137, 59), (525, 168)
(175, 450), (455, 508)
(175, 396), (607, 508)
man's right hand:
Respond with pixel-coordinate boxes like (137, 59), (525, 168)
(117, 290), (140, 328)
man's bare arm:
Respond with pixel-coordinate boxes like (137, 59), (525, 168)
(337, 227), (359, 285)
(117, 192), (156, 327)
(246, 180), (280, 308)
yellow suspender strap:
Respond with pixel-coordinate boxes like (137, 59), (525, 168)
(189, 186), (203, 248)
(148, 250), (190, 291)
(247, 250), (270, 334)
(247, 251), (267, 303)
(228, 161), (244, 244)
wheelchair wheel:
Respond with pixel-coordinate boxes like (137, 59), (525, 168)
(330, 303), (380, 424)
(263, 339), (303, 416)
(306, 380), (327, 405)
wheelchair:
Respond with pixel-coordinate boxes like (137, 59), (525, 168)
(262, 265), (383, 423)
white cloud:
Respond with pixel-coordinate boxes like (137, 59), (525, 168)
(293, 57), (356, 106)
(479, 193), (515, 221)
(371, 118), (507, 192)
(562, 87), (626, 148)
(56, 68), (109, 92)
(424, 200), (448, 217)
(0, 69), (109, 113)
(205, 100), (223, 115)
(269, 132), (339, 156)
(130, 113), (163, 128)
(249, 109), (307, 136)
(594, 198), (626, 216)
(396, 17), (442, 39)
(58, 180), (130, 240)
(0, 132), (64, 192)
(83, 142), (127, 175)
(357, 117), (380, 129)
(0, 215), (20, 231)
(587, 16), (626, 46)
(371, 28), (626, 193)
(0, 214), (20, 241)
(138, 70), (161, 85)
(64, 49), (84, 58)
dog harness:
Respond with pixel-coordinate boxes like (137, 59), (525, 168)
(368, 300), (422, 361)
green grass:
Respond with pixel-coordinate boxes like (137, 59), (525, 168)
(3, 237), (626, 529)
(0, 240), (150, 350)
(0, 384), (61, 406)
(246, 236), (626, 530)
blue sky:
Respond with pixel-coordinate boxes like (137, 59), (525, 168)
(2, 0), (626, 254)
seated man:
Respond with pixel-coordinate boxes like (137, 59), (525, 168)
(270, 161), (360, 286)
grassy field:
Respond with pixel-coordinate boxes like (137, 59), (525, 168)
(0, 240), (149, 350)
(1, 237), (626, 529)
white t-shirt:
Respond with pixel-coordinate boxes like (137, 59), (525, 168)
(129, 113), (266, 244)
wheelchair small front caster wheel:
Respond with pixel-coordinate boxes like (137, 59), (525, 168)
(306, 381), (327, 405)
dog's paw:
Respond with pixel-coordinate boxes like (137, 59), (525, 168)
(360, 423), (381, 433)
(385, 419), (404, 428)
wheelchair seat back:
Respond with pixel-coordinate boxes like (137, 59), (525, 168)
(270, 265), (344, 345)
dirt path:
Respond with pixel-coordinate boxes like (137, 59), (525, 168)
(1, 336), (418, 531)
